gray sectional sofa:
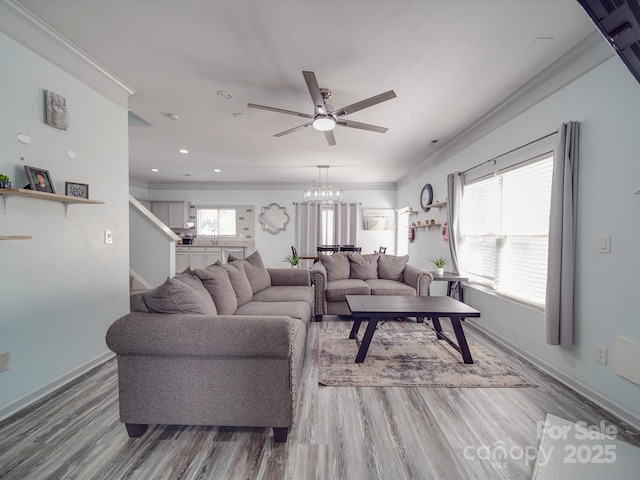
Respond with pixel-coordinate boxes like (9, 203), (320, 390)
(311, 253), (433, 321)
(106, 251), (312, 443)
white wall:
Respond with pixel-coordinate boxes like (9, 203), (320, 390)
(0, 32), (130, 417)
(397, 57), (640, 427)
(130, 186), (397, 267)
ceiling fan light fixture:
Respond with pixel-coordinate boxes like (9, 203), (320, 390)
(312, 115), (336, 131)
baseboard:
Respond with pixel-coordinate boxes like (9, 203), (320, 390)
(468, 322), (640, 433)
(0, 351), (115, 422)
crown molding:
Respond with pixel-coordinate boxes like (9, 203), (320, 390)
(145, 181), (397, 191)
(0, 0), (135, 107)
(397, 31), (614, 186)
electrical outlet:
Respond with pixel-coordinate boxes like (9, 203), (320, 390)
(595, 344), (607, 364)
(0, 351), (10, 373)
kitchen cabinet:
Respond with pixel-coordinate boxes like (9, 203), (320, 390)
(175, 246), (245, 269)
(151, 201), (185, 229)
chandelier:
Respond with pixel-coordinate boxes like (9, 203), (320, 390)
(303, 165), (343, 204)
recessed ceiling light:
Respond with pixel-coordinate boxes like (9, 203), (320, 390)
(184, 174), (191, 177)
(214, 168), (221, 173)
(168, 113), (180, 121)
(530, 37), (555, 46)
(430, 139), (439, 144)
(151, 168), (159, 172)
(217, 90), (233, 100)
(233, 113), (245, 118)
(179, 149), (189, 154)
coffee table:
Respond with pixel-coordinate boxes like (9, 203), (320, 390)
(345, 295), (480, 364)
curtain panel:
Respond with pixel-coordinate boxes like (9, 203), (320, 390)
(447, 172), (464, 275)
(294, 203), (321, 255)
(333, 203), (359, 245)
(545, 121), (579, 347)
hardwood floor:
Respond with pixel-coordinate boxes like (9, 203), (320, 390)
(1, 317), (638, 480)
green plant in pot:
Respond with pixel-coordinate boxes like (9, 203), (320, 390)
(285, 253), (299, 268)
(0, 174), (10, 189)
(432, 257), (448, 275)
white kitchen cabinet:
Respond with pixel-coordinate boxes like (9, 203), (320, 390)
(176, 247), (190, 272)
(175, 246), (245, 269)
(151, 201), (185, 229)
(188, 247), (208, 270)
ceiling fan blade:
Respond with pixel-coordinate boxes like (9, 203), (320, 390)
(274, 122), (313, 137)
(324, 130), (336, 146)
(331, 90), (397, 118)
(302, 71), (327, 115)
(247, 103), (313, 119)
(336, 118), (388, 134)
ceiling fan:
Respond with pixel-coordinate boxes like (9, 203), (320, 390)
(247, 71), (396, 146)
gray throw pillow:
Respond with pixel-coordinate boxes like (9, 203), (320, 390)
(349, 254), (380, 280)
(319, 253), (350, 281)
(378, 254), (409, 282)
(144, 276), (218, 315)
(193, 263), (238, 315)
(241, 251), (271, 294)
(222, 260), (254, 306)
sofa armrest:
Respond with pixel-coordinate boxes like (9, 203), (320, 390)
(403, 264), (433, 296)
(310, 263), (328, 317)
(106, 312), (301, 358)
(267, 267), (310, 286)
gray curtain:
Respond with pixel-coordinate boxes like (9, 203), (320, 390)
(545, 121), (579, 347)
(447, 172), (464, 275)
(333, 203), (359, 245)
(294, 203), (321, 256)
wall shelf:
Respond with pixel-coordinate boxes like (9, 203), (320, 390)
(0, 235), (32, 240)
(0, 188), (104, 217)
(410, 223), (442, 229)
(424, 201), (447, 209)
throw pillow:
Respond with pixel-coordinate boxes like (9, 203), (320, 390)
(240, 251), (271, 294)
(319, 253), (350, 281)
(378, 254), (409, 282)
(349, 254), (380, 280)
(193, 263), (238, 315)
(144, 276), (218, 315)
(222, 260), (254, 307)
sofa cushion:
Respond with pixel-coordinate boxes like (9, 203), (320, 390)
(325, 278), (371, 302)
(240, 251), (272, 294)
(235, 301), (311, 323)
(193, 263), (238, 315)
(252, 285), (313, 304)
(378, 254), (409, 282)
(222, 260), (253, 307)
(349, 254), (379, 280)
(130, 292), (149, 312)
(319, 253), (350, 281)
(366, 278), (416, 296)
(144, 275), (218, 315)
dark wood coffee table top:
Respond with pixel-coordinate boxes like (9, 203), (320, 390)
(345, 295), (480, 318)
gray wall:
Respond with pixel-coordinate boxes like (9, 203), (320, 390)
(0, 32), (130, 417)
(397, 56), (640, 427)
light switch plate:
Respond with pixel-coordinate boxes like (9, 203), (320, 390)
(599, 236), (611, 253)
(104, 230), (113, 244)
(0, 351), (10, 373)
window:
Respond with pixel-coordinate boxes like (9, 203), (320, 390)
(196, 208), (237, 236)
(320, 206), (334, 245)
(460, 154), (553, 306)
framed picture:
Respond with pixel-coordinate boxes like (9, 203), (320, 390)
(44, 90), (69, 130)
(362, 208), (396, 230)
(65, 182), (89, 199)
(24, 166), (55, 194)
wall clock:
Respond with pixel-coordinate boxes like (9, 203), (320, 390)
(420, 183), (433, 212)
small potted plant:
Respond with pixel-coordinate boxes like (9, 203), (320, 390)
(0, 174), (11, 189)
(285, 253), (299, 268)
(432, 257), (448, 276)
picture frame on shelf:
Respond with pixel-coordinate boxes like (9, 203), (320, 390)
(24, 166), (55, 194)
(65, 182), (89, 199)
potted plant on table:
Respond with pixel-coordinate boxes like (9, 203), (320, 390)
(285, 253), (299, 268)
(432, 257), (448, 276)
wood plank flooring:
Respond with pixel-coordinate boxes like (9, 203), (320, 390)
(1, 317), (639, 480)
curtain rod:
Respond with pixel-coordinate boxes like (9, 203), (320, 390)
(460, 131), (556, 176)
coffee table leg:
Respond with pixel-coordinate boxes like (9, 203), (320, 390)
(450, 316), (473, 364)
(355, 318), (377, 363)
(430, 316), (443, 336)
(349, 318), (362, 339)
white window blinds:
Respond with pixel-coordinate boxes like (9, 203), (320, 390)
(460, 155), (553, 306)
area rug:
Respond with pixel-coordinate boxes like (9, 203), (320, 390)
(317, 322), (537, 387)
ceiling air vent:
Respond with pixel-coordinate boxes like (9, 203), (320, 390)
(578, 0), (640, 84)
